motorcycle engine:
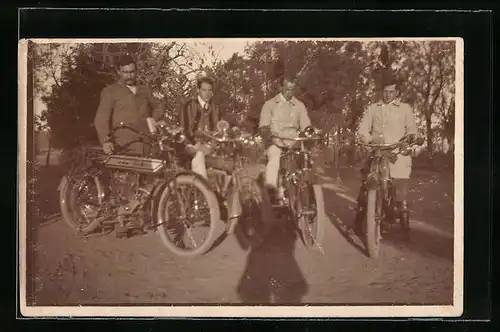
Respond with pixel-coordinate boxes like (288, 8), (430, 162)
(110, 171), (151, 214)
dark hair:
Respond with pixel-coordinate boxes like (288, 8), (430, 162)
(279, 73), (297, 86)
(381, 75), (400, 89)
(116, 54), (136, 69)
(197, 76), (214, 89)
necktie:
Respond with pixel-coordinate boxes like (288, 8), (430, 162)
(203, 103), (209, 131)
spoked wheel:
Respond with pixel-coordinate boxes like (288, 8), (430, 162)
(298, 184), (325, 250)
(59, 174), (105, 235)
(156, 173), (223, 257)
(365, 189), (382, 259)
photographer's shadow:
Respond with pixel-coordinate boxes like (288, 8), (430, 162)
(235, 214), (308, 304)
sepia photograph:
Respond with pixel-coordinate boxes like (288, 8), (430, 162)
(19, 37), (463, 317)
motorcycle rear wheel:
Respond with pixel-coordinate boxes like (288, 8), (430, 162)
(58, 174), (104, 235)
(156, 173), (223, 257)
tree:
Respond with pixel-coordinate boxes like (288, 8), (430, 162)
(34, 40), (456, 170)
(381, 41), (455, 164)
(34, 111), (52, 166)
(34, 41), (205, 149)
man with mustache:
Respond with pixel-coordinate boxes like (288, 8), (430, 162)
(93, 54), (165, 238)
(93, 54), (165, 156)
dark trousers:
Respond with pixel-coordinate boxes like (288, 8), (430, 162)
(358, 158), (411, 203)
(392, 178), (410, 202)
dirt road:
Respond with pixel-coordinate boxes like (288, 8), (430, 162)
(27, 166), (455, 306)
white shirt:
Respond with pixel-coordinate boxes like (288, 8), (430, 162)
(198, 95), (209, 109)
(259, 93), (311, 148)
(358, 99), (418, 144)
(126, 85), (137, 95)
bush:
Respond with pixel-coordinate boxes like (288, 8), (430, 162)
(413, 150), (454, 171)
(28, 162), (64, 224)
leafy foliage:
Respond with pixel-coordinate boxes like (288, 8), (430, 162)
(34, 40), (456, 165)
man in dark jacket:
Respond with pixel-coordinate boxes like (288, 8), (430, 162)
(93, 55), (165, 156)
(178, 76), (235, 178)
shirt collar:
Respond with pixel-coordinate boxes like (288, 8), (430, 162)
(126, 85), (137, 94)
(275, 93), (296, 106)
(377, 99), (401, 107)
(198, 95), (209, 109)
(118, 81), (140, 93)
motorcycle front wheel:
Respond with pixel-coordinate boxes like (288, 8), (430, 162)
(298, 184), (326, 250)
(365, 189), (382, 259)
(156, 173), (223, 257)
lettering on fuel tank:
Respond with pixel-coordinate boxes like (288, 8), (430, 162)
(106, 157), (163, 171)
(116, 160), (150, 166)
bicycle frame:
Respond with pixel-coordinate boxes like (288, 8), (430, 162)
(197, 129), (262, 232)
(272, 133), (324, 215)
(358, 136), (423, 224)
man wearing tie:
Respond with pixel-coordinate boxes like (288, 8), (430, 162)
(178, 76), (234, 179)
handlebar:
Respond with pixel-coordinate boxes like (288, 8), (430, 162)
(356, 141), (401, 149)
(355, 135), (425, 150)
(271, 134), (324, 142)
(108, 123), (154, 141)
(198, 131), (243, 144)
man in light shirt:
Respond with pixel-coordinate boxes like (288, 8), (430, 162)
(259, 75), (313, 200)
(356, 76), (419, 227)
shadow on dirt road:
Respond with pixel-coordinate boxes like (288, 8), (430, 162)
(236, 218), (309, 304)
(381, 227), (454, 262)
(322, 186), (454, 263)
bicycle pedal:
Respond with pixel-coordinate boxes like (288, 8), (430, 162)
(301, 209), (316, 216)
(115, 230), (129, 239)
(126, 222), (142, 229)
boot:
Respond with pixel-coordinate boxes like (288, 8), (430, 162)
(398, 200), (409, 214)
(398, 200), (410, 232)
(353, 207), (364, 236)
(115, 221), (128, 239)
(115, 206), (129, 239)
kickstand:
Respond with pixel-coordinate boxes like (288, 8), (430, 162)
(75, 225), (113, 239)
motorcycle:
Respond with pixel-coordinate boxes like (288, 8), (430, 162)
(57, 119), (225, 258)
(267, 127), (327, 250)
(354, 134), (425, 259)
(196, 120), (272, 248)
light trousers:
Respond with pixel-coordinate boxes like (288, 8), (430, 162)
(265, 144), (282, 188)
(189, 143), (210, 179)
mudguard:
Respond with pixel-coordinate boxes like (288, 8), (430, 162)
(164, 170), (214, 192)
(149, 170), (217, 224)
(57, 171), (106, 205)
(57, 175), (67, 192)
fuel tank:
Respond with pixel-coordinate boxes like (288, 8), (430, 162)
(103, 154), (166, 174)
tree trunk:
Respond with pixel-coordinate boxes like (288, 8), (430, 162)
(424, 110), (435, 168)
(45, 134), (52, 167)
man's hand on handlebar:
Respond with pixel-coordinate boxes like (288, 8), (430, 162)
(370, 136), (385, 144)
(299, 125), (318, 138)
(102, 141), (114, 155)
